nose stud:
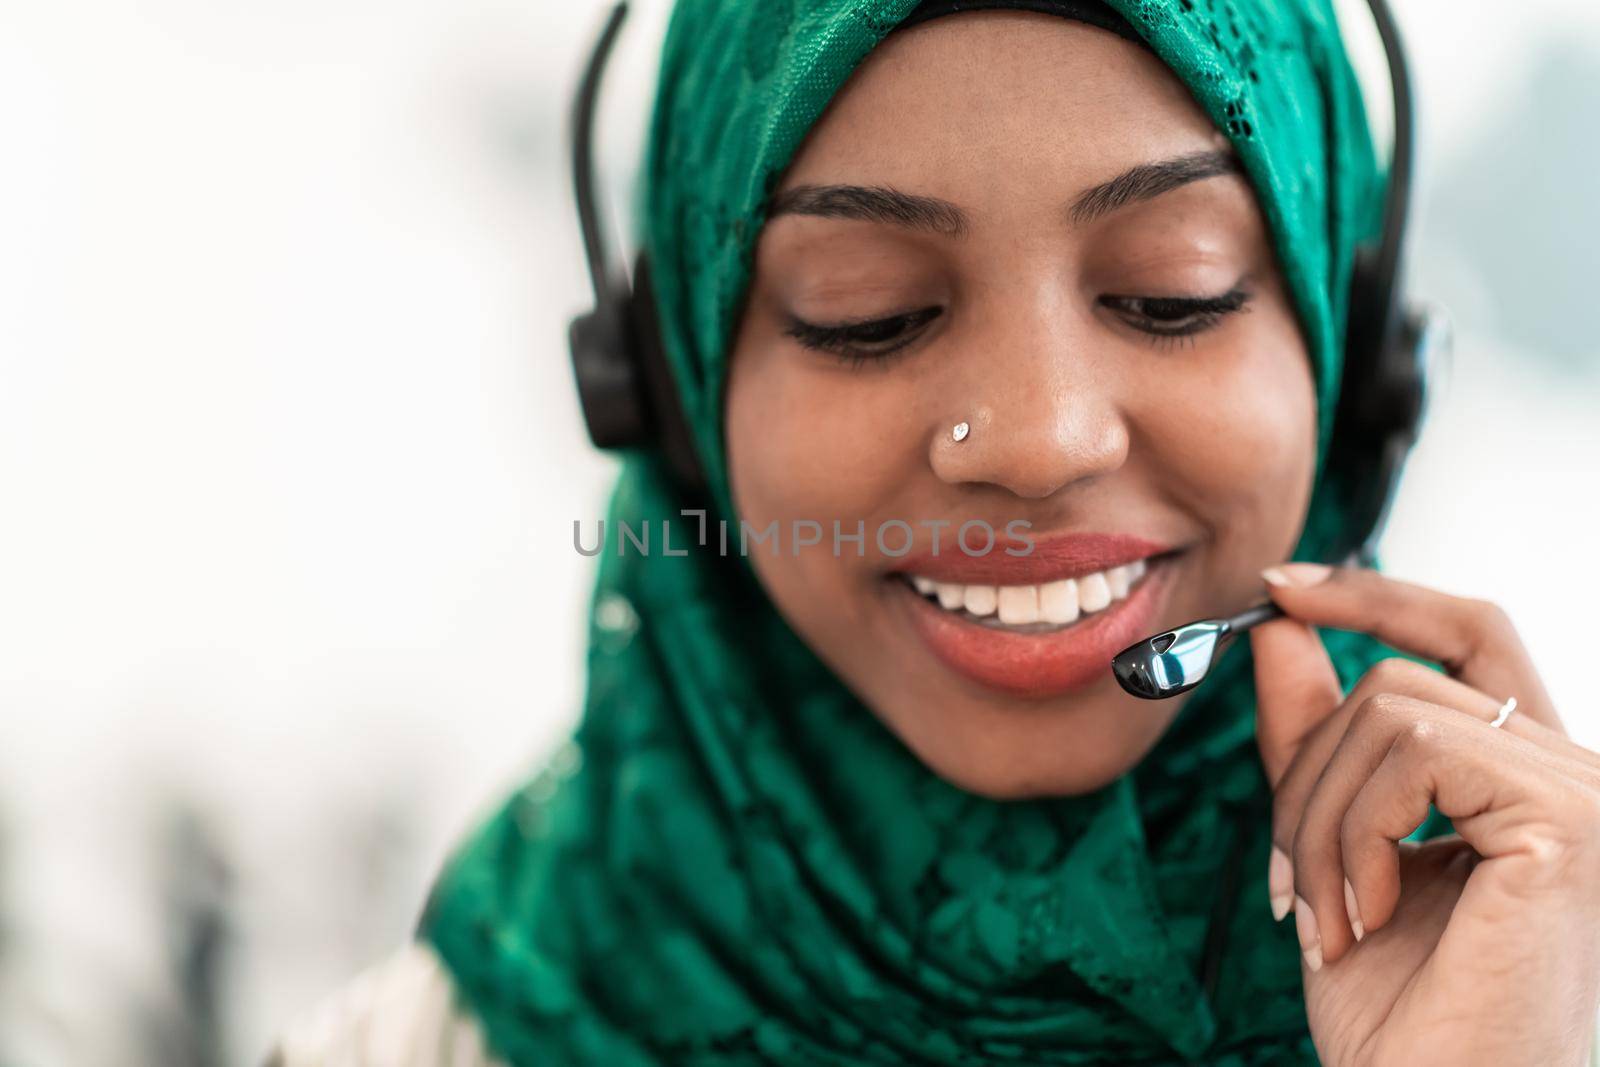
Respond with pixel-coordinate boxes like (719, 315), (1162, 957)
(952, 421), (970, 443)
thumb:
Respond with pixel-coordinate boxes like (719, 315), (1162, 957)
(1250, 615), (1343, 787)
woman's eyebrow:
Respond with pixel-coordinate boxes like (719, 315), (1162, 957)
(1070, 149), (1242, 223)
(765, 183), (968, 237)
(765, 149), (1241, 236)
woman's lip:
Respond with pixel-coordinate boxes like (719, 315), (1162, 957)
(897, 556), (1176, 698)
(892, 532), (1172, 586)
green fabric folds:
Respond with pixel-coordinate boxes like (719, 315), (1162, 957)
(420, 1), (1431, 1063)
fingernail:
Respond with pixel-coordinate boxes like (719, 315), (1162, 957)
(1262, 563), (1333, 589)
(1344, 878), (1364, 942)
(1268, 847), (1293, 921)
(1293, 895), (1322, 972)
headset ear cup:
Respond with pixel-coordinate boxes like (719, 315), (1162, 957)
(1330, 294), (1445, 564)
(1326, 251), (1388, 561)
(629, 255), (709, 492)
(1394, 305), (1444, 440)
(1343, 247), (1386, 385)
(569, 296), (651, 449)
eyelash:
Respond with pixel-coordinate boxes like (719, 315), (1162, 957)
(783, 288), (1251, 364)
(1097, 288), (1253, 348)
(782, 307), (944, 367)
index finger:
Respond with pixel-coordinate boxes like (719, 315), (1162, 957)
(1260, 563), (1561, 731)
(1250, 613), (1343, 787)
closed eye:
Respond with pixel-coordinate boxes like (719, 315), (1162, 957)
(1098, 287), (1251, 345)
(783, 306), (943, 365)
(782, 285), (1248, 364)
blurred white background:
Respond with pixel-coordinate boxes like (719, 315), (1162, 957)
(1, 0), (1597, 1063)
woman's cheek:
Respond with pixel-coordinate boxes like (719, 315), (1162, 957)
(1154, 339), (1318, 565)
(724, 344), (907, 634)
(726, 343), (923, 528)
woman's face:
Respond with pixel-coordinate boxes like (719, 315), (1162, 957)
(725, 12), (1317, 799)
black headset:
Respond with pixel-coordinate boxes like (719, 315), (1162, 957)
(566, 0), (1448, 564)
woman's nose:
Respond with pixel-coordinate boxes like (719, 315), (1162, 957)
(928, 335), (1130, 500)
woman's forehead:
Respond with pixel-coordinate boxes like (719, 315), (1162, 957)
(777, 14), (1224, 193)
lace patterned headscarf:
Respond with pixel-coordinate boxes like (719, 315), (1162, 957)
(419, 1), (1419, 1062)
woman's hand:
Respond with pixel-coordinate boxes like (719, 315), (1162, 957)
(1249, 563), (1600, 1067)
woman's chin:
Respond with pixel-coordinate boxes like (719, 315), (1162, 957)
(833, 552), (1192, 799)
(880, 685), (1186, 800)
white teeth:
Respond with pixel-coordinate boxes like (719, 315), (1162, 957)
(997, 584), (1040, 625)
(1039, 578), (1080, 625)
(1078, 571), (1112, 612)
(963, 584), (998, 617)
(1106, 565), (1130, 599)
(907, 558), (1152, 629)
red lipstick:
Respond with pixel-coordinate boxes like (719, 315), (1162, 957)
(894, 532), (1169, 585)
(893, 533), (1177, 698)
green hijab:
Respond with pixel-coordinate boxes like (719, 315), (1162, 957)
(420, 1), (1427, 1062)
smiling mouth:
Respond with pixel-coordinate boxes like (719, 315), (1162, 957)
(899, 557), (1152, 635)
(891, 544), (1181, 697)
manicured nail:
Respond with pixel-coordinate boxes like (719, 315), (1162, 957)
(1293, 895), (1322, 972)
(1268, 847), (1293, 921)
(1344, 878), (1364, 942)
(1262, 563), (1333, 589)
